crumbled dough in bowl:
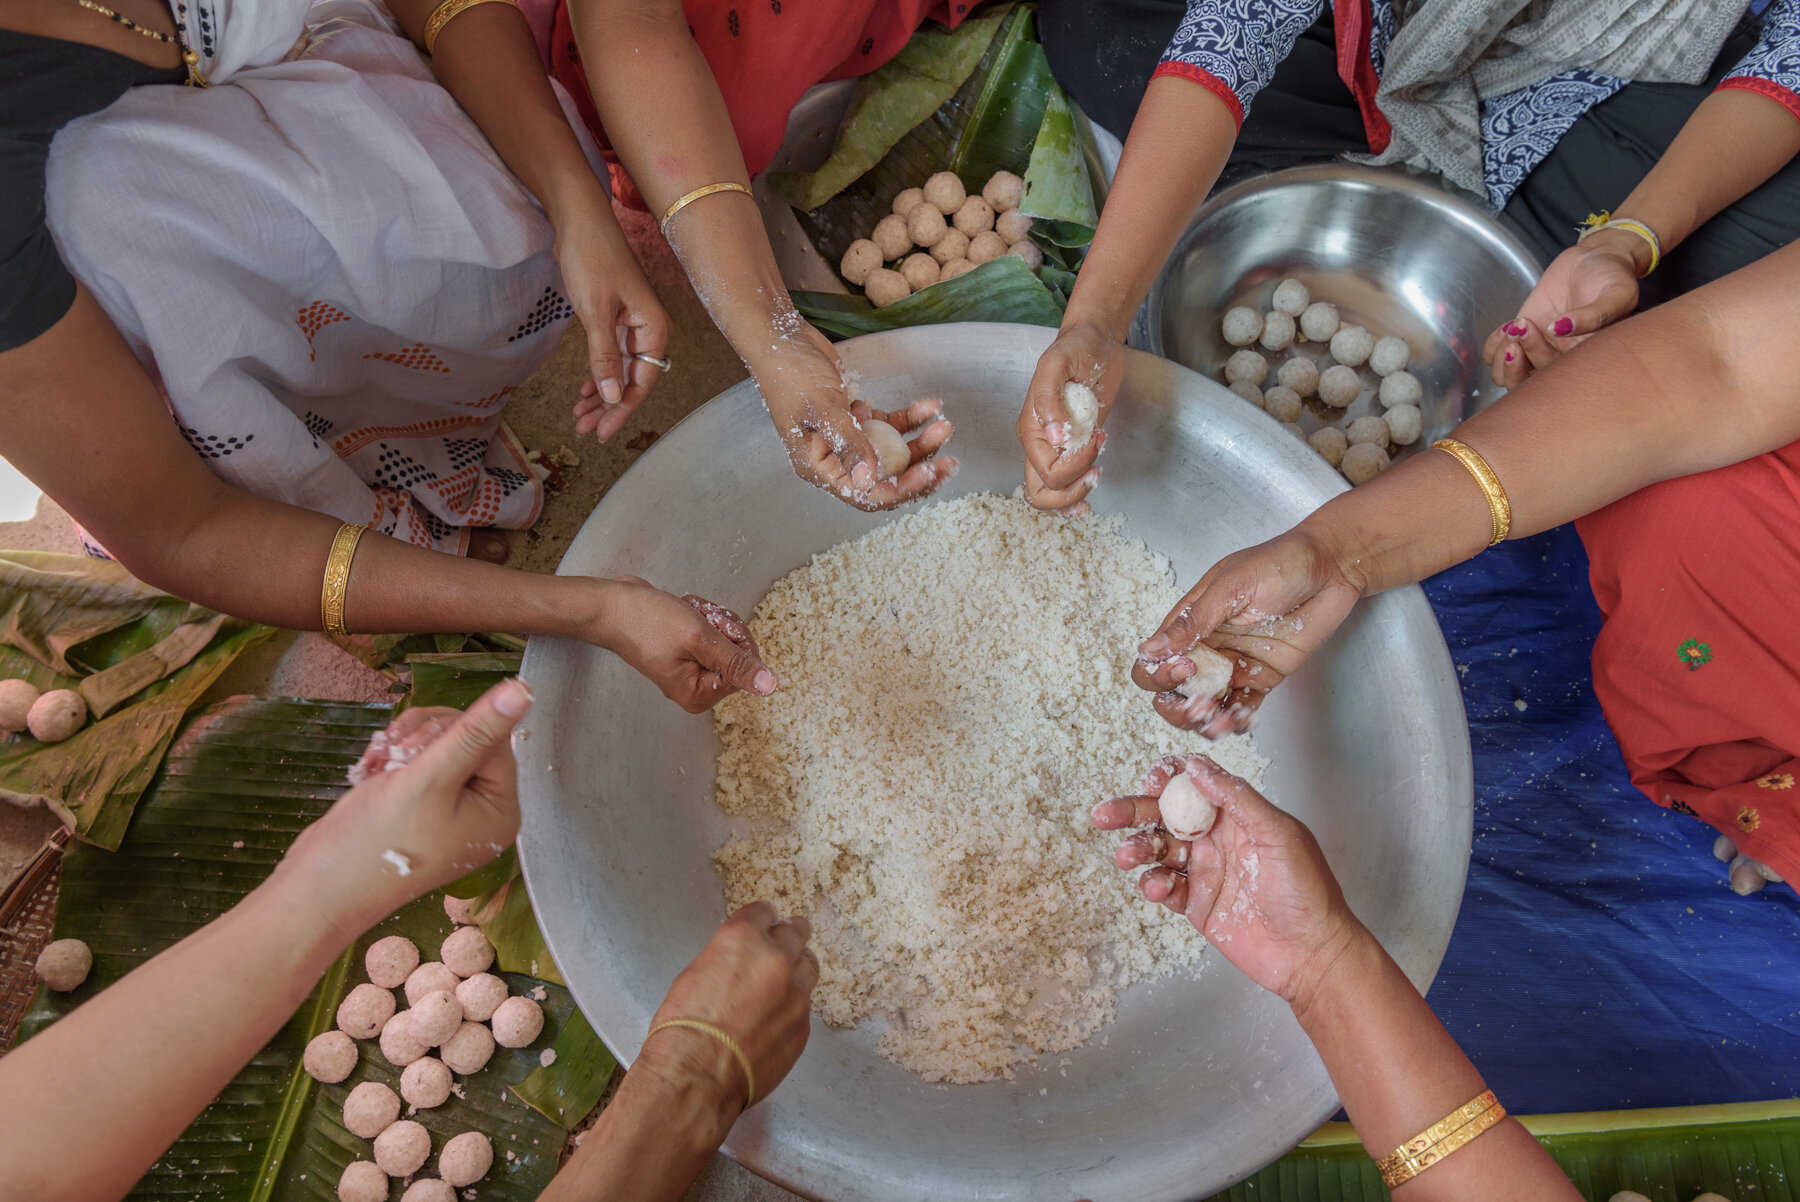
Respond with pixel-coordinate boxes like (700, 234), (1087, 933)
(711, 494), (1266, 1083)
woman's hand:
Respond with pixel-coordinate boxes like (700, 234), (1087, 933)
(1092, 754), (1361, 1005)
(556, 215), (674, 442)
(589, 576), (779, 713)
(753, 322), (957, 510)
(1016, 318), (1126, 515)
(1481, 231), (1642, 389)
(1134, 529), (1362, 737)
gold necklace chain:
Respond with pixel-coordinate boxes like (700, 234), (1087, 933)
(69, 0), (209, 85)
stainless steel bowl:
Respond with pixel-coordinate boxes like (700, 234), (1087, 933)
(1141, 164), (1541, 457)
(516, 324), (1472, 1202)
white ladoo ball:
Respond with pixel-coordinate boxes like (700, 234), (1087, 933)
(1060, 381), (1099, 451)
(1160, 772), (1218, 840)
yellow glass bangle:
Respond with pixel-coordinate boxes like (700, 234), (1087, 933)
(1432, 438), (1512, 546)
(1576, 210), (1661, 276)
(1374, 1089), (1497, 1180)
(320, 523), (366, 638)
(422, 0), (519, 55)
(658, 182), (755, 234)
(1379, 1097), (1508, 1189)
(647, 1019), (756, 1108)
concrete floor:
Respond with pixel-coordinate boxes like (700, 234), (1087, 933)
(0, 198), (800, 1202)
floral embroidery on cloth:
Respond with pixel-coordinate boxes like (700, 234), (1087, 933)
(1758, 773), (1796, 790)
(1677, 637), (1713, 670)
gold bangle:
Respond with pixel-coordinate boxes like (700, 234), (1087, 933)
(422, 0), (519, 55)
(658, 182), (754, 234)
(1379, 1096), (1509, 1189)
(1374, 1089), (1497, 1180)
(320, 523), (366, 638)
(1576, 211), (1662, 276)
(1432, 438), (1512, 546)
(646, 1019), (755, 1107)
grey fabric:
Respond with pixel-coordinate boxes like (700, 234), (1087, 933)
(1363, 0), (1749, 195)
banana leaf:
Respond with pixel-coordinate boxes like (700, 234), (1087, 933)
(766, 7), (1011, 214)
(509, 1009), (615, 1130)
(1018, 82), (1099, 247)
(793, 253), (1065, 338)
(944, 8), (1050, 192)
(405, 651), (524, 713)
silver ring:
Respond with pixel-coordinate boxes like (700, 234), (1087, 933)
(632, 352), (672, 372)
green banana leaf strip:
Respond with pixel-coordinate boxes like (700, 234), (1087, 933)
(793, 253), (1065, 338)
(509, 1008), (616, 1130)
(0, 550), (191, 674)
(18, 695), (607, 1196)
(944, 8), (1051, 191)
(406, 652), (525, 713)
(445, 846), (519, 899)
(1019, 83), (1098, 247)
(766, 7), (1011, 213)
(78, 613), (229, 718)
(474, 877), (564, 987)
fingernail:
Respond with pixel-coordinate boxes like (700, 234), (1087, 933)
(1503, 350), (1515, 363)
(495, 677), (533, 717)
(753, 669), (776, 695)
(1046, 421), (1068, 447)
(601, 377), (624, 405)
(1505, 320), (1528, 337)
(851, 461), (874, 490)
(1140, 634), (1169, 656)
(1552, 317), (1574, 337)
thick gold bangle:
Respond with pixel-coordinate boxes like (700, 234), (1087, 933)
(1432, 438), (1512, 546)
(1379, 1096), (1508, 1189)
(1375, 1089), (1497, 1180)
(1576, 211), (1662, 276)
(422, 0), (519, 54)
(646, 1019), (755, 1107)
(320, 523), (366, 638)
(658, 182), (755, 234)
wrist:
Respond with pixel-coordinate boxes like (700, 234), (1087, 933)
(1287, 914), (1379, 1025)
(1062, 297), (1133, 346)
(250, 859), (378, 970)
(629, 1033), (743, 1149)
(1582, 224), (1656, 278)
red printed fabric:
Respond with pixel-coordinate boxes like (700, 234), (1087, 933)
(1575, 442), (1800, 886)
(548, 0), (976, 202)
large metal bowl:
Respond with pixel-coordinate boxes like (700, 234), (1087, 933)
(1140, 164), (1541, 458)
(515, 324), (1472, 1202)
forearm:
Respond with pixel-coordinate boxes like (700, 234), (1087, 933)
(540, 1065), (733, 1202)
(1064, 77), (1238, 339)
(1292, 926), (1578, 1200)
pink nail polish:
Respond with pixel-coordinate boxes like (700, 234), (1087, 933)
(1504, 350), (1515, 363)
(1505, 321), (1528, 337)
(1552, 317), (1574, 337)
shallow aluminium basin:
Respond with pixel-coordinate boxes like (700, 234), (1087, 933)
(516, 323), (1473, 1202)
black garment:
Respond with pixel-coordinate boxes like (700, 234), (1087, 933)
(0, 29), (183, 352)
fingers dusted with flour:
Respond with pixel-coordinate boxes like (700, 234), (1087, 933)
(685, 594), (779, 702)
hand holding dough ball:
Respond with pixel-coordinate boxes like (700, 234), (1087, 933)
(1008, 240), (1043, 269)
(1259, 309), (1296, 352)
(1220, 306), (1262, 347)
(967, 231), (1006, 264)
(0, 679), (40, 733)
(1369, 334), (1411, 376)
(1227, 380), (1263, 406)
(491, 995), (545, 1047)
(1340, 442), (1390, 484)
(1298, 302), (1339, 343)
(982, 170), (1024, 212)
(408, 990), (464, 1047)
(996, 209), (1033, 243)
(454, 972), (508, 1022)
(400, 1055), (453, 1109)
(34, 938), (92, 992)
(1346, 415), (1390, 446)
(402, 1181), (457, 1202)
(1277, 356), (1318, 397)
(929, 229), (969, 265)
(1385, 403), (1423, 445)
(1271, 278), (1310, 316)
(839, 239), (883, 286)
(891, 186), (926, 218)
(405, 961), (459, 1006)
(952, 196), (994, 236)
(1378, 370), (1422, 408)
(439, 1131), (494, 1187)
(374, 1120), (432, 1177)
(923, 171), (966, 214)
(899, 252), (939, 292)
(1159, 770), (1219, 840)
(1317, 364), (1361, 408)
(443, 894), (476, 925)
(1174, 644), (1234, 702)
(1262, 385), (1303, 422)
(26, 689), (86, 742)
(366, 935), (420, 989)
(337, 1161), (389, 1202)
(1224, 349), (1269, 387)
(303, 1030), (358, 1084)
(1309, 426), (1348, 466)
(939, 258), (975, 282)
(343, 1081), (402, 1139)
(1059, 381), (1100, 450)
(864, 268), (911, 308)
(861, 419), (912, 479)
(439, 1019), (497, 1075)
(1329, 325), (1374, 367)
(871, 214), (912, 261)
(380, 1011), (430, 1068)
(337, 982), (396, 1039)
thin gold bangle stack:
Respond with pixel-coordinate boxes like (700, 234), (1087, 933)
(659, 182), (755, 234)
(1375, 1088), (1507, 1188)
(1432, 437), (1511, 546)
(1576, 210), (1662, 276)
(646, 1018), (756, 1108)
(320, 523), (367, 638)
(421, 0), (519, 55)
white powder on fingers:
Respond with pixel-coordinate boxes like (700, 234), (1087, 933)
(712, 494), (1265, 1083)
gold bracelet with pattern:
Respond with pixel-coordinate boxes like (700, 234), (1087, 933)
(1379, 1096), (1508, 1189)
(422, 0), (519, 55)
(1374, 1089), (1497, 1180)
(658, 182), (755, 234)
(320, 523), (366, 638)
(1432, 438), (1512, 546)
(646, 1019), (756, 1107)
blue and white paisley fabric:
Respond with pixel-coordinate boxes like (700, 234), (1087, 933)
(1722, 0), (1800, 96)
(1158, 0), (1327, 121)
(1367, 0), (1396, 77)
(1480, 69), (1628, 209)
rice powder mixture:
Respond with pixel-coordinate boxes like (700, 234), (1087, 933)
(712, 493), (1267, 1082)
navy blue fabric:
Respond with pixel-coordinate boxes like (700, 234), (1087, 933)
(1416, 523), (1800, 1113)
